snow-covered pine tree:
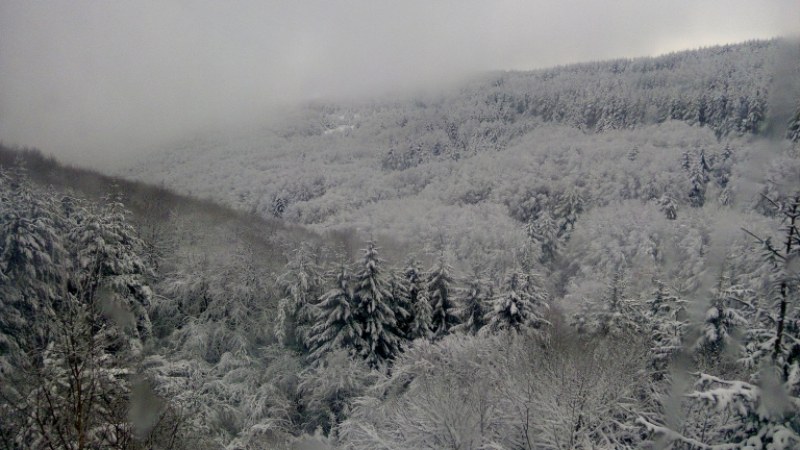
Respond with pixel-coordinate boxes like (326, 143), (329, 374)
(15, 291), (136, 449)
(353, 243), (402, 367)
(0, 163), (66, 371)
(403, 263), (433, 341)
(68, 192), (153, 347)
(388, 269), (413, 341)
(306, 265), (363, 361)
(426, 256), (459, 339)
(553, 189), (584, 240)
(645, 280), (687, 376)
(694, 270), (751, 364)
(740, 193), (800, 378)
(275, 243), (323, 350)
(688, 149), (711, 208)
(658, 195), (678, 220)
(484, 271), (549, 334)
(0, 179), (166, 448)
(646, 193), (800, 450)
(578, 269), (644, 337)
(526, 211), (560, 264)
(452, 271), (490, 335)
(788, 106), (800, 142)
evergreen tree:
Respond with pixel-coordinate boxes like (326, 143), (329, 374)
(353, 243), (402, 367)
(307, 266), (363, 361)
(576, 270), (644, 337)
(387, 269), (413, 340)
(645, 280), (687, 376)
(658, 195), (678, 220)
(403, 264), (433, 341)
(788, 107), (800, 142)
(275, 244), (323, 350)
(0, 163), (67, 371)
(694, 271), (750, 364)
(426, 256), (459, 339)
(553, 189), (584, 240)
(0, 174), (162, 448)
(452, 272), (490, 335)
(740, 194), (800, 378)
(484, 271), (549, 333)
(526, 211), (560, 264)
(68, 193), (153, 347)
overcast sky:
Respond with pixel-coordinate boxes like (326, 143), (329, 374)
(1, 1), (798, 168)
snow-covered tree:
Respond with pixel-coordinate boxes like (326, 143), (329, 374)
(553, 189), (584, 240)
(426, 256), (459, 339)
(452, 272), (491, 335)
(484, 271), (549, 334)
(68, 193), (153, 347)
(353, 243), (402, 367)
(0, 172), (174, 448)
(574, 269), (644, 337)
(658, 194), (678, 220)
(12, 292), (136, 449)
(298, 350), (378, 436)
(686, 148), (711, 208)
(694, 272), (751, 364)
(526, 211), (560, 264)
(645, 280), (687, 376)
(306, 266), (363, 361)
(0, 164), (66, 371)
(788, 107), (800, 142)
(402, 263), (433, 341)
(275, 244), (323, 350)
(740, 194), (800, 378)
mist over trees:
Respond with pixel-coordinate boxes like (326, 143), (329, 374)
(2, 37), (800, 449)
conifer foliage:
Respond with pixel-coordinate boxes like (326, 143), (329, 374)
(0, 164), (170, 448)
(427, 256), (459, 339)
(306, 265), (363, 361)
(485, 271), (549, 333)
(352, 243), (403, 367)
(402, 264), (433, 341)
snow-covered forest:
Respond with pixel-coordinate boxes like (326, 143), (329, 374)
(2, 37), (800, 449)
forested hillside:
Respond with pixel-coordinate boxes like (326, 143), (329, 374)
(2, 37), (800, 449)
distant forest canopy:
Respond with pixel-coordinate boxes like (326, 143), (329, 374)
(124, 39), (800, 281)
(1, 37), (800, 449)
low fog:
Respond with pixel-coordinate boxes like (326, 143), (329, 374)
(1, 0), (798, 168)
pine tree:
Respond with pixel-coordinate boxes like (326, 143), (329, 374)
(0, 177), (160, 448)
(387, 270), (413, 340)
(307, 266), (363, 361)
(452, 273), (490, 335)
(645, 280), (687, 376)
(687, 148), (711, 208)
(0, 163), (66, 371)
(553, 189), (584, 239)
(275, 244), (323, 350)
(740, 194), (800, 378)
(526, 211), (560, 264)
(14, 292), (135, 449)
(788, 107), (800, 142)
(68, 193), (153, 346)
(577, 270), (644, 337)
(648, 194), (800, 450)
(694, 271), (750, 364)
(658, 195), (678, 220)
(426, 256), (459, 339)
(403, 264), (433, 341)
(484, 271), (549, 333)
(353, 243), (402, 367)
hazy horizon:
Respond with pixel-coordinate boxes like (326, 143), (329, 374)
(1, 1), (799, 168)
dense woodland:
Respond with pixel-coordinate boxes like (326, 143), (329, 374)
(2, 38), (800, 449)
